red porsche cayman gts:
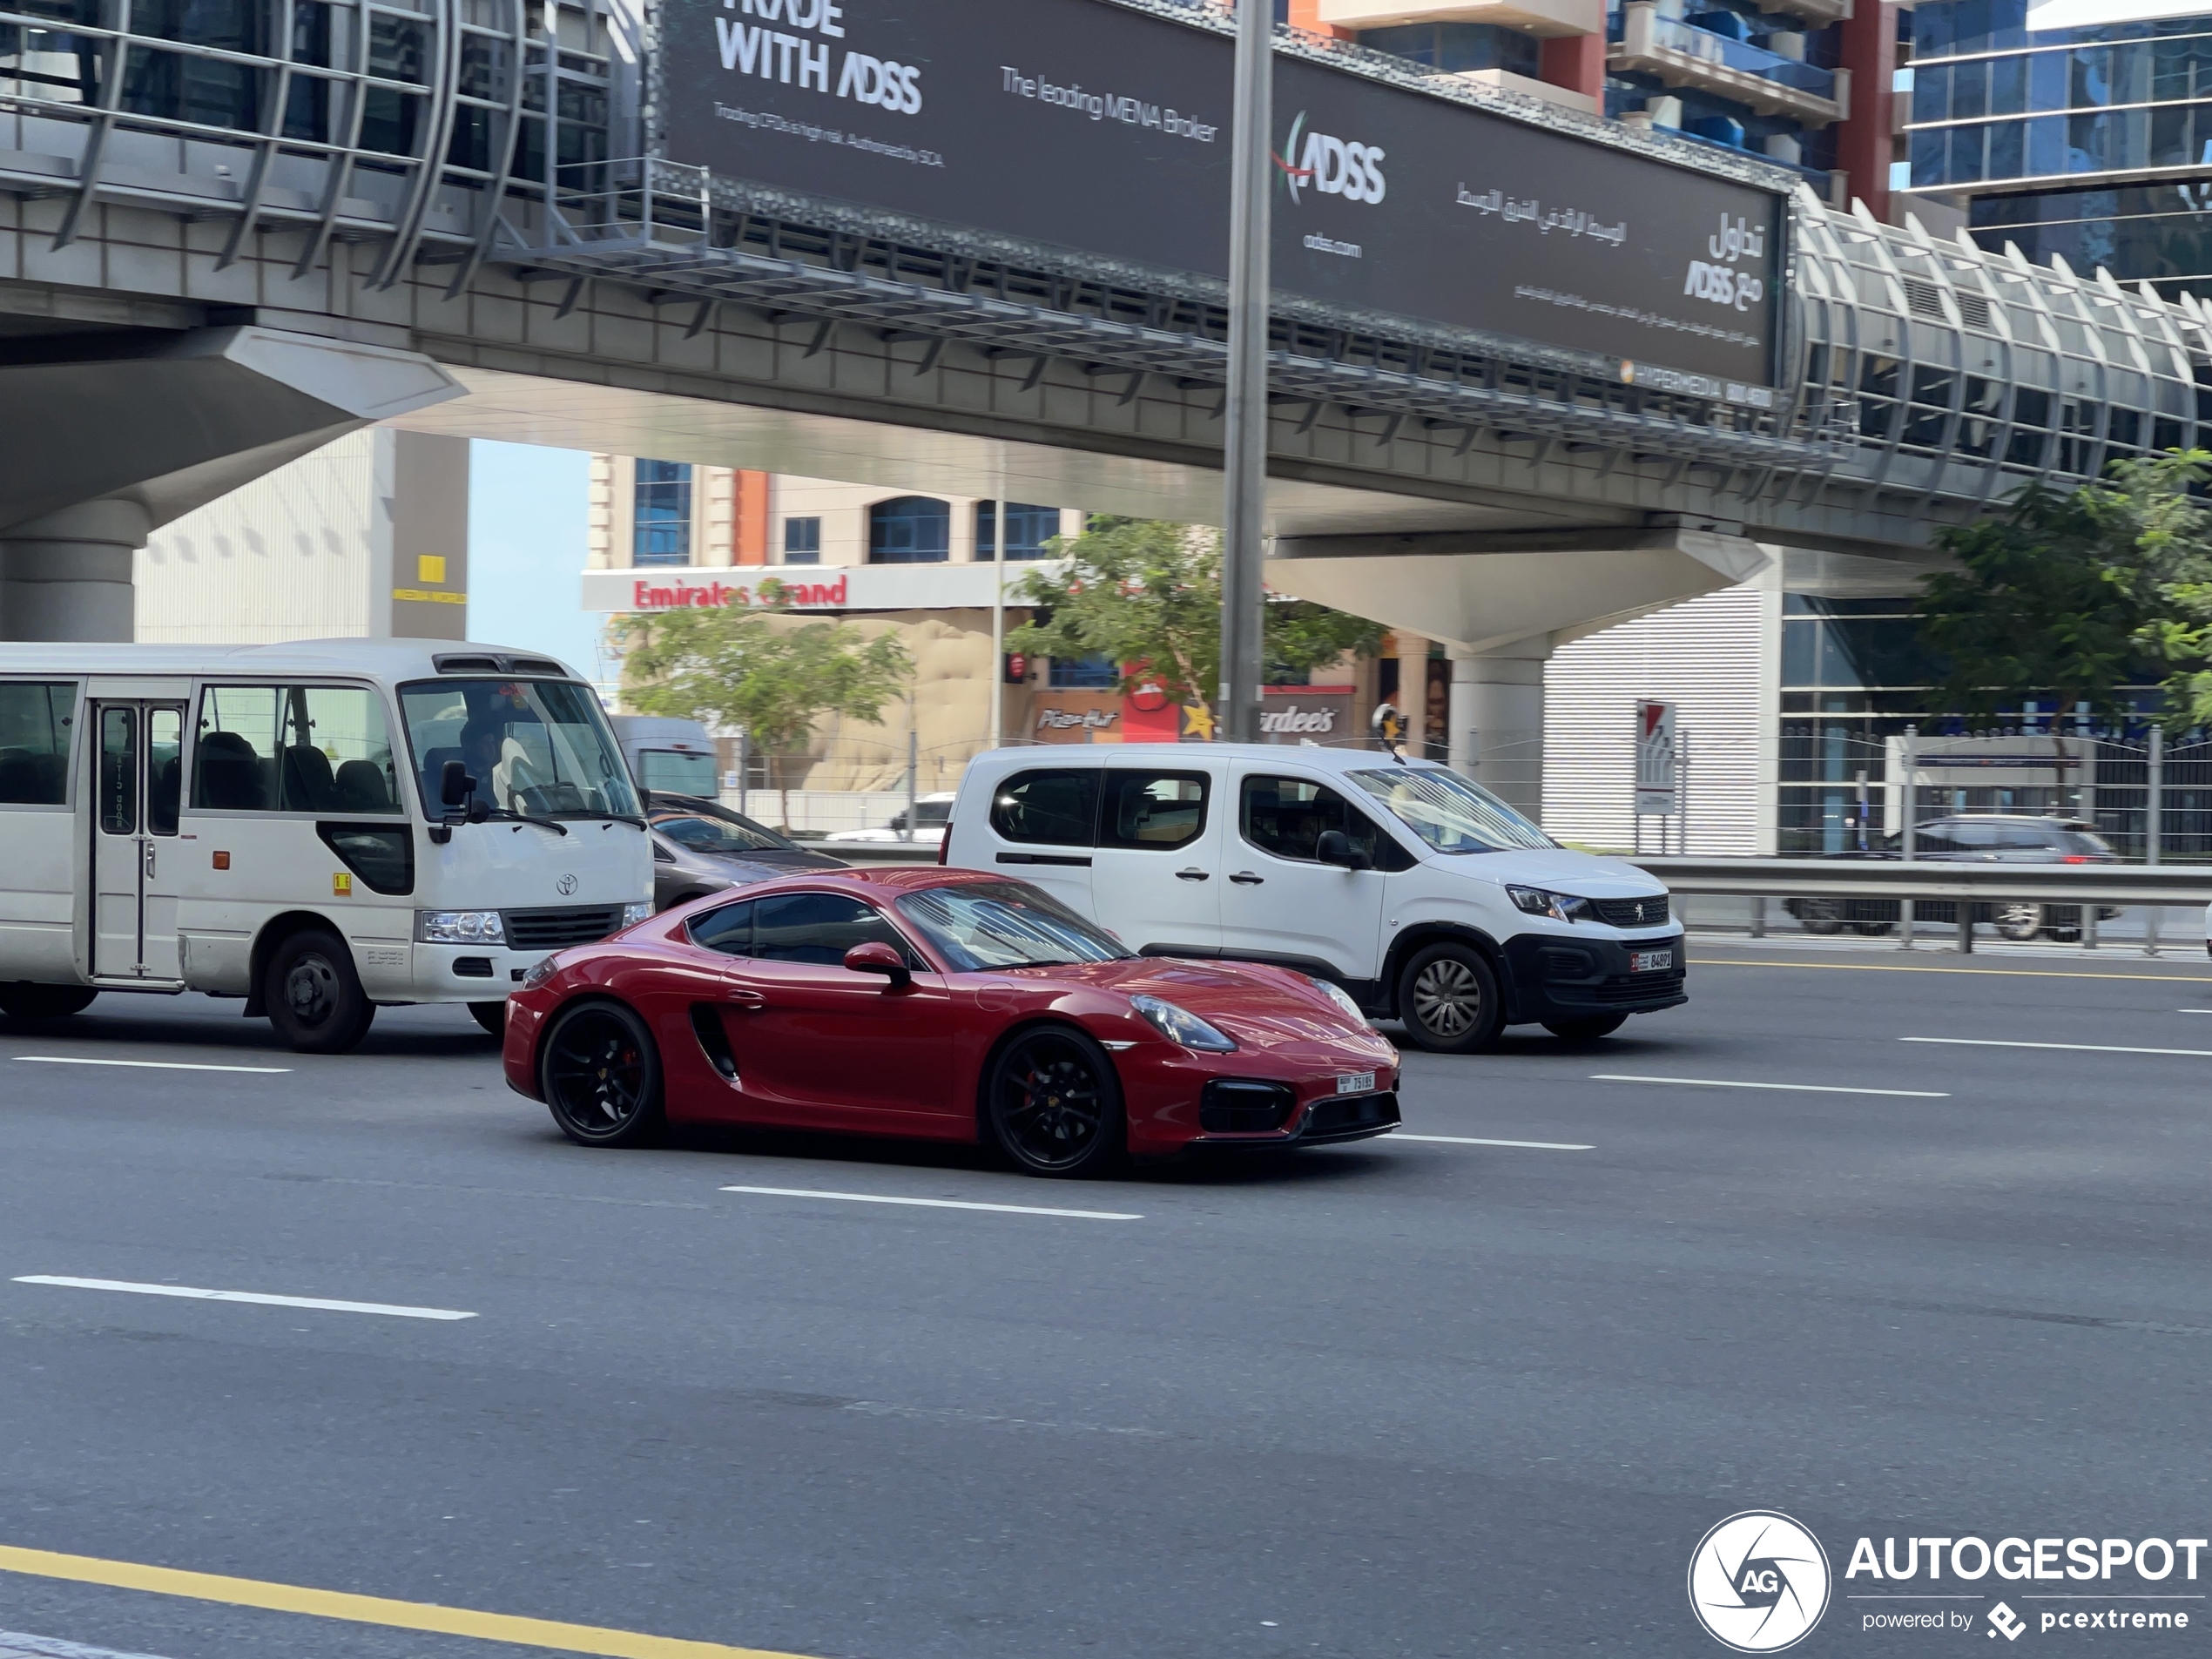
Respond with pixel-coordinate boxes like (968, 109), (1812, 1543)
(502, 867), (1402, 1176)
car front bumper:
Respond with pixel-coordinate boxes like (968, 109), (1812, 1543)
(1501, 930), (1688, 1024)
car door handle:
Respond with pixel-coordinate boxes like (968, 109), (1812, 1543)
(1229, 872), (1264, 885)
(1176, 867), (1211, 881)
(727, 989), (766, 1009)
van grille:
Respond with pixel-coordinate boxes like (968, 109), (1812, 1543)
(1591, 895), (1670, 928)
(502, 905), (626, 948)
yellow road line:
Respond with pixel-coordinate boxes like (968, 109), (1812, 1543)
(1696, 957), (2212, 983)
(0, 1545), (817, 1659)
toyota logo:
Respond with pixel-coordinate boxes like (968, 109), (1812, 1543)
(556, 873), (578, 896)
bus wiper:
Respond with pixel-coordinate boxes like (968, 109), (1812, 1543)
(482, 806), (570, 837)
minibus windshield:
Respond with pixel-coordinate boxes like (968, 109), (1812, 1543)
(398, 679), (640, 821)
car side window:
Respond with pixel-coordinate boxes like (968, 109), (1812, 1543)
(1943, 821), (1998, 848)
(1240, 774), (1414, 872)
(1994, 826), (2053, 849)
(687, 900), (755, 956)
(752, 892), (915, 967)
(1098, 771), (1208, 851)
(990, 768), (1099, 846)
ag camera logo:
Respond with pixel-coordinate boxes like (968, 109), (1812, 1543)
(1689, 1511), (1831, 1652)
(1274, 111), (1386, 206)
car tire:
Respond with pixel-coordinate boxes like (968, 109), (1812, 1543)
(985, 1025), (1127, 1178)
(468, 1001), (507, 1038)
(540, 1000), (664, 1148)
(1542, 1014), (1628, 1043)
(264, 928), (375, 1054)
(1994, 902), (2043, 942)
(1796, 899), (1844, 936)
(1396, 942), (1507, 1054)
(0, 982), (98, 1019)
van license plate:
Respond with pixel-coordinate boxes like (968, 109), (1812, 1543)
(1336, 1070), (1375, 1096)
(1629, 949), (1674, 974)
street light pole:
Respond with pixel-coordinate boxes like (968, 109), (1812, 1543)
(1217, 0), (1271, 745)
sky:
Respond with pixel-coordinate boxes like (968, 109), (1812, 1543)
(465, 441), (603, 678)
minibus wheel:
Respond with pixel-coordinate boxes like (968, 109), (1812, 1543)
(264, 927), (375, 1054)
(0, 983), (98, 1019)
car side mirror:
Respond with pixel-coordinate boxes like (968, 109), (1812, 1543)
(1316, 829), (1371, 871)
(843, 940), (912, 989)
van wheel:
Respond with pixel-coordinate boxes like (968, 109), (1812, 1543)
(1396, 943), (1506, 1054)
(264, 928), (375, 1054)
(469, 1001), (506, 1038)
(0, 983), (98, 1019)
(1543, 1014), (1628, 1043)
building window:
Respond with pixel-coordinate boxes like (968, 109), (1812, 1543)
(633, 460), (691, 566)
(1356, 21), (1540, 78)
(783, 516), (821, 564)
(868, 496), (950, 563)
(974, 501), (1064, 560)
(1049, 652), (1118, 689)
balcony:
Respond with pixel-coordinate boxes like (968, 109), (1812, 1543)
(1747, 0), (1852, 26)
(1608, 3), (1849, 126)
(1318, 0), (1602, 38)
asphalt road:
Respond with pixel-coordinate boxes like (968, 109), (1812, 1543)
(1, 941), (2209, 1658)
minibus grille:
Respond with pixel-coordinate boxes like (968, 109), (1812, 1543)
(502, 905), (628, 948)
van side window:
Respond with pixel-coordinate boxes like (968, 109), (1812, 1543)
(0, 681), (76, 805)
(989, 768), (1100, 846)
(194, 685), (401, 814)
(1242, 774), (1414, 871)
(1099, 771), (1208, 850)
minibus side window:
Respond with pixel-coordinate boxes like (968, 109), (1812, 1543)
(193, 685), (401, 814)
(0, 682), (77, 806)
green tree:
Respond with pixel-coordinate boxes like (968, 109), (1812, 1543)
(614, 580), (913, 819)
(1915, 450), (2212, 728)
(1005, 517), (1383, 719)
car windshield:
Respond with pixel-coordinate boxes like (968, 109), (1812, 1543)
(1345, 766), (1554, 853)
(653, 803), (794, 855)
(894, 880), (1133, 972)
(398, 678), (639, 821)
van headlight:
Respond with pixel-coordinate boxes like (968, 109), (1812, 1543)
(416, 909), (505, 944)
(1130, 994), (1238, 1053)
(1305, 974), (1369, 1025)
(620, 900), (653, 927)
(1507, 886), (1593, 924)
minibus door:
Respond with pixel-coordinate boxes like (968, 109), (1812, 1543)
(90, 699), (185, 983)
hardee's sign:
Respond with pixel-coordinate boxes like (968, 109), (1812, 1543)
(630, 575), (849, 611)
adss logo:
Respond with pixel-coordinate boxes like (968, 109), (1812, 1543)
(1688, 1511), (1831, 1652)
(1273, 111), (1386, 206)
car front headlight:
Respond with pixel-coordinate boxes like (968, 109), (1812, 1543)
(1305, 974), (1369, 1025)
(522, 953), (563, 989)
(620, 900), (653, 928)
(417, 908), (505, 945)
(1506, 885), (1593, 924)
(1130, 994), (1238, 1054)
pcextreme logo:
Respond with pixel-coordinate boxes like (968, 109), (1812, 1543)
(1689, 1511), (1832, 1653)
(1273, 111), (1386, 206)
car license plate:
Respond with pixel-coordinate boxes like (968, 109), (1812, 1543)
(1629, 948), (1675, 974)
(1336, 1070), (1376, 1096)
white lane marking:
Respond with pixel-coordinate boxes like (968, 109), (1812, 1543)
(718, 1185), (1141, 1222)
(1395, 1134), (1595, 1150)
(1899, 1036), (2212, 1058)
(13, 1055), (291, 1075)
(1593, 1073), (1950, 1098)
(2178, 1008), (2212, 1014)
(11, 1277), (475, 1320)
(0, 1629), (176, 1659)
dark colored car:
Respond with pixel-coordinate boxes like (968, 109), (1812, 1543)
(502, 867), (1403, 1177)
(644, 791), (846, 911)
(1787, 814), (2120, 941)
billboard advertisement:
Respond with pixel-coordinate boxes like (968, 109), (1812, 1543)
(658, 0), (1784, 389)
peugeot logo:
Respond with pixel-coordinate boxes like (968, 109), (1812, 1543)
(556, 873), (578, 896)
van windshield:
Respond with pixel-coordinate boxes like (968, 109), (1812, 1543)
(1345, 766), (1554, 854)
(398, 679), (639, 821)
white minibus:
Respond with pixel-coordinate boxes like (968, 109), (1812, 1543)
(0, 640), (653, 1052)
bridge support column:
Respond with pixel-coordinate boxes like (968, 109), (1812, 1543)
(1447, 642), (1549, 820)
(0, 501), (152, 642)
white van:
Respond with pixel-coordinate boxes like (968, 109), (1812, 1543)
(609, 715), (719, 797)
(0, 641), (652, 1051)
(944, 743), (1683, 1052)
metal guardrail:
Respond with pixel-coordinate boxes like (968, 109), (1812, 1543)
(1627, 857), (2212, 909)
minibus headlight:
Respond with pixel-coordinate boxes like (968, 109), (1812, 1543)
(620, 900), (653, 928)
(417, 909), (506, 945)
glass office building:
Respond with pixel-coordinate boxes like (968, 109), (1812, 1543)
(1905, 0), (2212, 299)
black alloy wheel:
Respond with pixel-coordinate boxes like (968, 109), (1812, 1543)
(0, 982), (98, 1019)
(263, 928), (375, 1054)
(1993, 902), (2045, 942)
(541, 1001), (664, 1148)
(1542, 1013), (1629, 1043)
(1396, 942), (1506, 1054)
(469, 1001), (507, 1038)
(987, 1026), (1126, 1177)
